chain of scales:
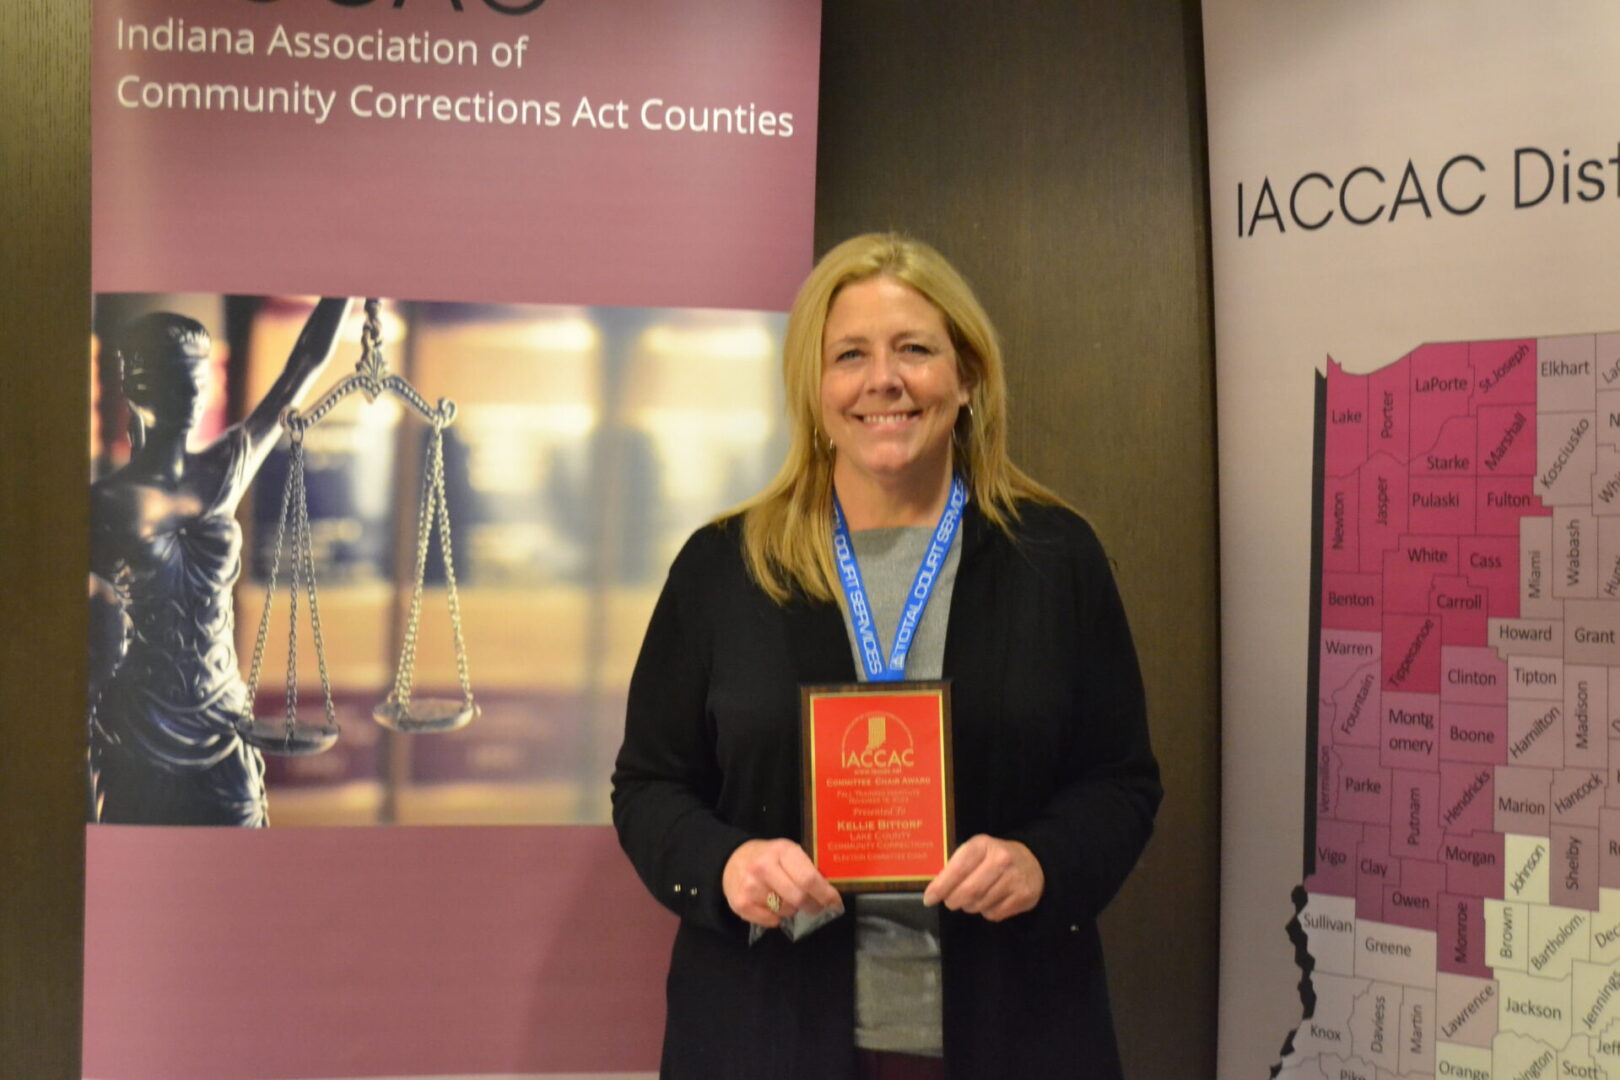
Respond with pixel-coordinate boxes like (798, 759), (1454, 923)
(237, 299), (478, 757)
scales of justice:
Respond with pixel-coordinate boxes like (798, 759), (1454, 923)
(237, 298), (479, 757)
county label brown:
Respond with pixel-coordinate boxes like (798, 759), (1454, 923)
(800, 682), (954, 892)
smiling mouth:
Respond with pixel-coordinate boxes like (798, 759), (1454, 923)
(855, 410), (922, 425)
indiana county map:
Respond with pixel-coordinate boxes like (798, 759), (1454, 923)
(1278, 331), (1620, 1080)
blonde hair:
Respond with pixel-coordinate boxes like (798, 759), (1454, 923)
(733, 233), (1065, 604)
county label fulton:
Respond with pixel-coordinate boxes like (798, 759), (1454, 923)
(1280, 332), (1620, 1080)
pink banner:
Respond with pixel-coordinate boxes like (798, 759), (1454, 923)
(87, 1), (820, 1075)
(84, 826), (671, 1079)
(92, 0), (819, 310)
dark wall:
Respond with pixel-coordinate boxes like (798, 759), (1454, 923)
(2, 2), (1218, 1076)
(814, 3), (1219, 1076)
(1, 3), (91, 1079)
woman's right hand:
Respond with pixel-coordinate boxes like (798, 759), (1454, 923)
(722, 838), (842, 928)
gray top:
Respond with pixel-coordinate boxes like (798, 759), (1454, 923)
(837, 523), (961, 1057)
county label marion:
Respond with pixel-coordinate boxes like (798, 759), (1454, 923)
(1280, 331), (1620, 1080)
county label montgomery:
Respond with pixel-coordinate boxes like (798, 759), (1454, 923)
(1279, 330), (1620, 1080)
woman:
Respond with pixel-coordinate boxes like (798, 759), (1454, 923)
(89, 297), (353, 826)
(612, 236), (1159, 1078)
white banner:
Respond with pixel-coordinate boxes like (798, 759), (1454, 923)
(1206, 4), (1620, 1077)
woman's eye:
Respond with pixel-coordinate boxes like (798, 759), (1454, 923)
(901, 342), (932, 356)
(835, 348), (862, 362)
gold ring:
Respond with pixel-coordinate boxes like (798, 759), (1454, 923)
(765, 891), (782, 914)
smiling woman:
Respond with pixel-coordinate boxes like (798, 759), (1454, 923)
(819, 275), (970, 525)
(729, 234), (1061, 605)
(611, 234), (1162, 1079)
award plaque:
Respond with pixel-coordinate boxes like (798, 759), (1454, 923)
(800, 681), (954, 892)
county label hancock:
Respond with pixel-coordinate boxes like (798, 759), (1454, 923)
(1280, 331), (1620, 1080)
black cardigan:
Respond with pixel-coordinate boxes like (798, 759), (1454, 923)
(611, 501), (1161, 1079)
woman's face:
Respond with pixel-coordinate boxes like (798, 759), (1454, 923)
(819, 275), (969, 494)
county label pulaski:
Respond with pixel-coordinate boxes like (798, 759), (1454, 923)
(1279, 331), (1620, 1080)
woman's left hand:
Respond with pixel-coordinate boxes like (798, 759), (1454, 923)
(922, 835), (1045, 922)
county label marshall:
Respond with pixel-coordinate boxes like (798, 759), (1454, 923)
(1280, 330), (1620, 1080)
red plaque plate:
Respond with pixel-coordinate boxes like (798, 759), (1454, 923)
(800, 681), (954, 892)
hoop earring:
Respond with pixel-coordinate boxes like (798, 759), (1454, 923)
(954, 402), (974, 448)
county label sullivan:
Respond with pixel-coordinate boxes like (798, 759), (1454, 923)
(1279, 331), (1620, 1080)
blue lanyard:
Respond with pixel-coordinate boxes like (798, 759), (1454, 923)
(831, 475), (967, 682)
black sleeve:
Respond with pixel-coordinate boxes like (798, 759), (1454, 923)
(611, 530), (753, 939)
(1004, 515), (1162, 936)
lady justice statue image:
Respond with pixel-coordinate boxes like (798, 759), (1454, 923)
(89, 297), (353, 826)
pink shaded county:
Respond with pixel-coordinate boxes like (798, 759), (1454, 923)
(1410, 343), (1474, 453)
(1601, 809), (1620, 889)
(1600, 334), (1620, 389)
(1400, 535), (1461, 575)
(1323, 473), (1360, 573)
(1386, 858), (1443, 931)
(1442, 833), (1505, 900)
(1326, 659), (1382, 748)
(1357, 825), (1397, 922)
(1321, 630), (1381, 694)
(1441, 646), (1508, 705)
(1440, 703), (1507, 765)
(1359, 455), (1409, 571)
(1323, 572), (1382, 631)
(1308, 818), (1362, 898)
(1477, 404), (1536, 477)
(1333, 745), (1393, 825)
(1413, 415), (1477, 477)
(1493, 766), (1552, 837)
(1476, 477), (1549, 536)
(1382, 691), (1440, 771)
(1507, 697), (1564, 769)
(1439, 762), (1495, 834)
(1409, 477), (1476, 536)
(1368, 355), (1412, 463)
(1595, 448), (1620, 512)
(1383, 613), (1442, 693)
(1458, 537), (1519, 617)
(1551, 824), (1600, 911)
(1383, 542), (1450, 616)
(1608, 738), (1620, 810)
(1472, 338), (1536, 404)
(1551, 766), (1605, 827)
(1314, 741), (1337, 820)
(1391, 768), (1443, 861)
(1320, 630), (1380, 752)
(1564, 671), (1605, 770)
(1326, 363), (1370, 476)
(1438, 893), (1491, 978)
(1431, 575), (1488, 646)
